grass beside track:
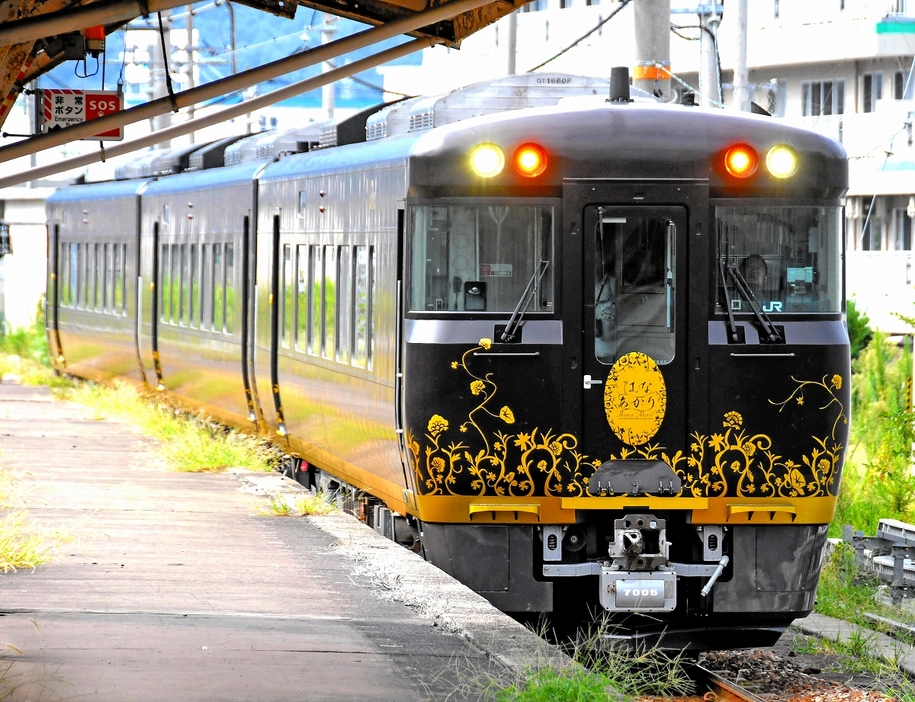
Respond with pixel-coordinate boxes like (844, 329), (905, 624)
(63, 380), (281, 474)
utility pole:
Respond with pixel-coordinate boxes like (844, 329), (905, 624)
(732, 0), (750, 112)
(633, 0), (671, 100)
(506, 10), (517, 76)
(698, 4), (722, 107)
(322, 13), (336, 121)
(185, 4), (195, 140)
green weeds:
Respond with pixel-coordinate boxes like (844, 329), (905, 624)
(64, 381), (279, 474)
(0, 465), (65, 573)
(258, 492), (337, 517)
(491, 619), (692, 701)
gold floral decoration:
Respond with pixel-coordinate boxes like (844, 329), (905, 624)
(410, 347), (848, 500)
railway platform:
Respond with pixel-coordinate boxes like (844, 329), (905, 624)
(0, 380), (565, 701)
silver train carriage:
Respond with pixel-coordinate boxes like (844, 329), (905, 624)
(46, 72), (850, 650)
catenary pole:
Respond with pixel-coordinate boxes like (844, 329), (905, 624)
(733, 0), (750, 112)
(633, 0), (670, 101)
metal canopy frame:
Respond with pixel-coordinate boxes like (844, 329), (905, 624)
(0, 0), (525, 161)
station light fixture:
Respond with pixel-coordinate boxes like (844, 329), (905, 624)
(766, 145), (799, 179)
(470, 143), (505, 178)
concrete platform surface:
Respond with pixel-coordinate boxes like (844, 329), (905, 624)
(0, 381), (565, 701)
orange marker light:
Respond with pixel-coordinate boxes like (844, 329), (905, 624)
(725, 144), (758, 178)
(514, 143), (548, 177)
(470, 144), (505, 178)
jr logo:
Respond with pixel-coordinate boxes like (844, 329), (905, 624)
(763, 301), (783, 312)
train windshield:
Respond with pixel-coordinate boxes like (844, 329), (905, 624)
(716, 206), (843, 314)
(409, 204), (554, 313)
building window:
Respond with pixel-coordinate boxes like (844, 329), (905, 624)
(861, 200), (882, 251)
(863, 72), (883, 113)
(801, 79), (845, 117)
(895, 208), (912, 250)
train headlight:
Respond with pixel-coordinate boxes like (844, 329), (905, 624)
(470, 144), (505, 178)
(725, 144), (758, 178)
(513, 143), (548, 177)
(766, 145), (799, 178)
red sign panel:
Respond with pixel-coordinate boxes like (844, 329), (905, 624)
(41, 89), (123, 141)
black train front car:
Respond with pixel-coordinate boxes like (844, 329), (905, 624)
(46, 73), (850, 650)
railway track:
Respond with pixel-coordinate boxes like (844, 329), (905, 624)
(688, 663), (768, 702)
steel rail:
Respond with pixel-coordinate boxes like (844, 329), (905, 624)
(0, 0), (494, 165)
(689, 663), (768, 702)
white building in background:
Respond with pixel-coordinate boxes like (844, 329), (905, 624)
(382, 0), (915, 333)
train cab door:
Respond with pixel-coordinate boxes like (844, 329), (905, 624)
(46, 224), (64, 367)
(566, 181), (707, 483)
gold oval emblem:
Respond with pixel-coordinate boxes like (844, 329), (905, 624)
(604, 352), (667, 446)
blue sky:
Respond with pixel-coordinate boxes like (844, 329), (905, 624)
(38, 4), (423, 110)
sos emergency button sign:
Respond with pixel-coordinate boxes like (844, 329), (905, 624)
(40, 89), (123, 140)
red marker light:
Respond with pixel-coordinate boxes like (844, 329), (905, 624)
(725, 144), (758, 178)
(514, 143), (548, 178)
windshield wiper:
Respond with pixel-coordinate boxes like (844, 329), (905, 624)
(718, 259), (741, 343)
(500, 260), (549, 343)
(726, 263), (784, 344)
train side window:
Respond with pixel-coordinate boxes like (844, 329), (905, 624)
(322, 245), (336, 360)
(295, 244), (308, 352)
(214, 243), (224, 332)
(81, 243), (90, 309)
(101, 243), (110, 313)
(337, 246), (351, 365)
(171, 245), (182, 324)
(68, 243), (78, 308)
(179, 244), (189, 326)
(113, 244), (123, 313)
(190, 244), (200, 328)
(352, 246), (368, 368)
(87, 243), (93, 310)
(368, 246), (376, 369)
(95, 244), (108, 312)
(281, 244), (292, 349)
(408, 204), (554, 313)
(59, 242), (70, 307)
(106, 243), (114, 312)
(202, 244), (213, 330)
(309, 245), (322, 356)
(159, 243), (169, 323)
(90, 243), (99, 311)
(224, 244), (235, 334)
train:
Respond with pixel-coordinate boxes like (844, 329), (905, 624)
(45, 70), (850, 650)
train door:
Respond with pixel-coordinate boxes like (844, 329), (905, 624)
(240, 215), (263, 426)
(46, 224), (64, 367)
(565, 181), (707, 480)
(252, 211), (287, 438)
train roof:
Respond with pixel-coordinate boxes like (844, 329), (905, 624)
(408, 99), (848, 199)
(46, 176), (155, 205)
(258, 132), (416, 182)
(141, 161), (269, 196)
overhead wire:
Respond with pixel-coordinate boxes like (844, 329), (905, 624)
(525, 0), (632, 73)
